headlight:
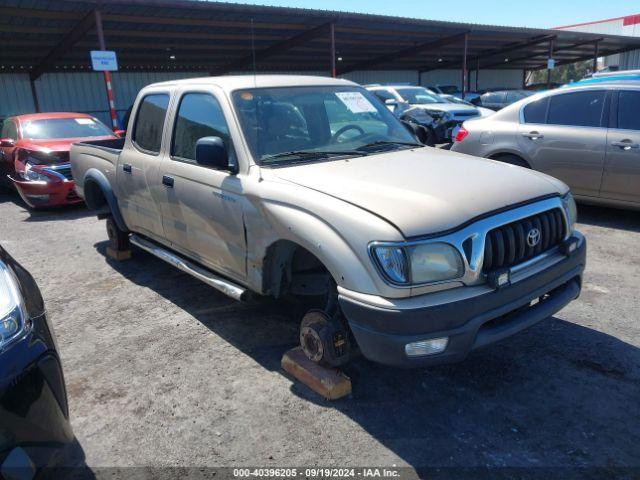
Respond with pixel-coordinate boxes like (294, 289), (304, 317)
(562, 193), (577, 232)
(425, 110), (452, 122)
(408, 243), (464, 283)
(372, 242), (464, 285)
(21, 162), (50, 182)
(0, 260), (29, 350)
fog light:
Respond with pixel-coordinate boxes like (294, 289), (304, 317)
(561, 237), (579, 256)
(487, 269), (511, 289)
(405, 337), (449, 357)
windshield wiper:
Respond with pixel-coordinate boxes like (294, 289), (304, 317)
(356, 140), (423, 151)
(261, 149), (366, 164)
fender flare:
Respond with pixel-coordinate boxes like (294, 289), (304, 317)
(83, 168), (129, 233)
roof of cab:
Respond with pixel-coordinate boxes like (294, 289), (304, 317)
(144, 74), (356, 91)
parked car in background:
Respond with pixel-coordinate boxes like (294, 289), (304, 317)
(428, 85), (481, 102)
(0, 113), (117, 208)
(569, 69), (640, 87)
(0, 244), (74, 477)
(71, 75), (585, 368)
(440, 94), (495, 117)
(367, 85), (481, 143)
(452, 83), (640, 210)
(474, 89), (534, 110)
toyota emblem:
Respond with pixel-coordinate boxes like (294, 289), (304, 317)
(527, 228), (541, 247)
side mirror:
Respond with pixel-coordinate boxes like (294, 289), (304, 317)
(0, 138), (15, 148)
(195, 136), (231, 171)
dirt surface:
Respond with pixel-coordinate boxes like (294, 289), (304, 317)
(1, 189), (639, 476)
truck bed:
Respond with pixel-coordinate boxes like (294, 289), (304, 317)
(70, 137), (125, 198)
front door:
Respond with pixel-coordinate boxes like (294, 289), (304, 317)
(517, 90), (607, 198)
(158, 91), (246, 282)
(0, 119), (19, 185)
(601, 90), (640, 204)
(116, 92), (170, 240)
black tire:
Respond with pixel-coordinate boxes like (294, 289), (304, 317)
(494, 154), (530, 168)
(106, 216), (130, 251)
(299, 310), (350, 367)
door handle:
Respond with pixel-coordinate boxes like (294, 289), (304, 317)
(122, 163), (132, 173)
(611, 140), (639, 150)
(162, 175), (174, 188)
(521, 131), (544, 140)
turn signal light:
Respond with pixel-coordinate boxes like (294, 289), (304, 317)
(454, 126), (469, 142)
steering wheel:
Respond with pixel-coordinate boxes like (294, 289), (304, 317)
(330, 124), (366, 143)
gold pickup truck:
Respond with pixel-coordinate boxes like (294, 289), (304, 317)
(70, 75), (585, 368)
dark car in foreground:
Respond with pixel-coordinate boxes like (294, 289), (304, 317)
(0, 113), (117, 208)
(0, 245), (74, 478)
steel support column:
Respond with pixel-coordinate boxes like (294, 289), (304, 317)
(29, 78), (40, 113)
(475, 57), (479, 91)
(461, 33), (468, 99)
(95, 9), (119, 131)
(330, 22), (336, 78)
(546, 37), (555, 89)
(593, 40), (599, 73)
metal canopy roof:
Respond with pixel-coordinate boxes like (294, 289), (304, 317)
(2, 0), (640, 78)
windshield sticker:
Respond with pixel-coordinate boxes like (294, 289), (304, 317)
(75, 118), (95, 125)
(335, 92), (377, 113)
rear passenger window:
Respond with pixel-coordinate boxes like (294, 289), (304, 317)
(617, 91), (640, 130)
(547, 91), (605, 128)
(523, 97), (549, 124)
(171, 92), (235, 166)
(132, 94), (170, 154)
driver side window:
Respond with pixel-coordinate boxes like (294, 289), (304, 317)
(1, 120), (17, 140)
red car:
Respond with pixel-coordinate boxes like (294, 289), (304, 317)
(0, 113), (117, 208)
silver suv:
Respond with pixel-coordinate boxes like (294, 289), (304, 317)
(452, 83), (640, 210)
(71, 75), (586, 368)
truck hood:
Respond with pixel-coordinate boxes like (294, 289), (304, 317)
(271, 147), (566, 238)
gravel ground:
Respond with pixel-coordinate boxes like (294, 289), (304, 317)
(1, 189), (639, 477)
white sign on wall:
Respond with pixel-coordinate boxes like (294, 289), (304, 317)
(547, 58), (556, 70)
(90, 50), (118, 71)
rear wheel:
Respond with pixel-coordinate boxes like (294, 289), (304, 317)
(493, 154), (530, 168)
(106, 216), (130, 251)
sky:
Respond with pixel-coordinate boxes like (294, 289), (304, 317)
(221, 0), (638, 29)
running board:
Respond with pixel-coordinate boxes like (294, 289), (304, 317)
(129, 234), (248, 301)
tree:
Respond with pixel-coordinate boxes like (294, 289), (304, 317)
(530, 60), (593, 86)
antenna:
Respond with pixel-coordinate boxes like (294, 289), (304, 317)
(250, 18), (257, 87)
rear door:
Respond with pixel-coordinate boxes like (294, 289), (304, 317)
(116, 92), (171, 240)
(157, 89), (246, 282)
(517, 89), (607, 198)
(601, 89), (640, 204)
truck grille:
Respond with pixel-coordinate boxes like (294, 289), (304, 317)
(482, 208), (566, 273)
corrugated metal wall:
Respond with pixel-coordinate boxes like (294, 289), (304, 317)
(0, 69), (524, 124)
(0, 74), (36, 118)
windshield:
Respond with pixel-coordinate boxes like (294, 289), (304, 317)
(21, 117), (114, 140)
(395, 87), (443, 105)
(233, 86), (419, 165)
